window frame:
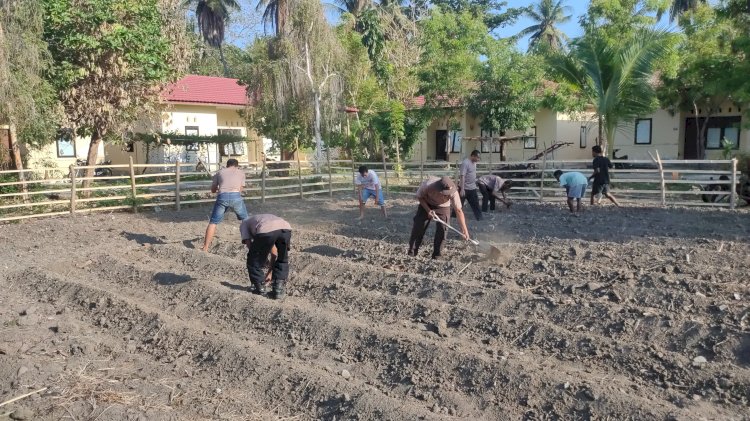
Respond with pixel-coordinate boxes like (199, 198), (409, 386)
(523, 126), (537, 150)
(579, 126), (587, 149)
(185, 126), (200, 137)
(480, 128), (492, 153)
(450, 130), (462, 153)
(56, 136), (76, 158)
(634, 118), (652, 145)
(705, 125), (741, 150)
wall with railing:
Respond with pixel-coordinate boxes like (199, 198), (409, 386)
(0, 153), (743, 222)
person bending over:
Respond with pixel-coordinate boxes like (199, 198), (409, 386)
(241, 214), (292, 300)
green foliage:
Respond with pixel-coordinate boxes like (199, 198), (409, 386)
(0, 0), (61, 147)
(469, 40), (543, 134)
(42, 0), (190, 136)
(430, 0), (527, 31)
(517, 0), (572, 51)
(417, 9), (488, 117)
(550, 27), (672, 155)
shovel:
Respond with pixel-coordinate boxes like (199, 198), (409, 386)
(431, 215), (505, 262)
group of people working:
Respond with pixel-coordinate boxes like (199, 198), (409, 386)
(200, 146), (619, 298)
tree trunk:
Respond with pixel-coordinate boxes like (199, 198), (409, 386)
(597, 114), (604, 150)
(82, 129), (103, 197)
(9, 124), (29, 202)
(313, 90), (323, 172)
(218, 45), (230, 77)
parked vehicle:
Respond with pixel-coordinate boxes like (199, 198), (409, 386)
(75, 159), (113, 177)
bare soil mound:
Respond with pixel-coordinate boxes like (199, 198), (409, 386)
(1, 197), (749, 420)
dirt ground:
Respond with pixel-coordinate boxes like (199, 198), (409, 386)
(1, 195), (749, 420)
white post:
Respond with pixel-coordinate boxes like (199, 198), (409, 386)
(69, 164), (76, 214)
(731, 158), (737, 210)
(175, 161), (181, 211)
(129, 156), (138, 213)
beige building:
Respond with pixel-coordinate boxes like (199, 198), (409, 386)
(413, 102), (748, 164)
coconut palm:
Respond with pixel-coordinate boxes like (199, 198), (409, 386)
(668, 0), (705, 21)
(549, 29), (671, 156)
(331, 0), (372, 16)
(257, 0), (289, 35)
(185, 0), (240, 76)
(517, 0), (572, 51)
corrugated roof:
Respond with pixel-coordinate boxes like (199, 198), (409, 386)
(163, 75), (249, 106)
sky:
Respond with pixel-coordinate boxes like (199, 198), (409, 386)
(224, 1), (672, 50)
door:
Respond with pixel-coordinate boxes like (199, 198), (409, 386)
(436, 130), (448, 161)
(684, 118), (699, 159)
(685, 116), (741, 159)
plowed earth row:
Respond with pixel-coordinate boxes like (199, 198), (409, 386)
(1, 197), (749, 420)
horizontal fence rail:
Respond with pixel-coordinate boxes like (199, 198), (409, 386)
(0, 153), (745, 222)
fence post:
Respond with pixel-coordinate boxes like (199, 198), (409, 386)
(326, 148), (332, 197)
(69, 164), (76, 214)
(129, 156), (138, 213)
(730, 158), (737, 210)
(175, 161), (181, 211)
(350, 157), (356, 195)
(382, 154), (389, 198)
(420, 141), (424, 181)
(539, 148), (547, 202)
(295, 140), (303, 199)
(261, 158), (266, 204)
(655, 150), (666, 207)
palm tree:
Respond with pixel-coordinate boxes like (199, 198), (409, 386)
(667, 0), (705, 21)
(331, 0), (372, 16)
(256, 0), (289, 35)
(517, 0), (572, 51)
(185, 0), (240, 76)
(550, 29), (671, 156)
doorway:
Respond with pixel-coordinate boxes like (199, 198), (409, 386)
(685, 116), (742, 159)
(436, 130), (448, 161)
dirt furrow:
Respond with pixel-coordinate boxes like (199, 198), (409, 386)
(42, 250), (718, 420)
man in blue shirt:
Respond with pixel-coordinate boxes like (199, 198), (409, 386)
(554, 170), (588, 216)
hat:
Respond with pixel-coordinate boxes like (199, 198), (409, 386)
(437, 176), (457, 196)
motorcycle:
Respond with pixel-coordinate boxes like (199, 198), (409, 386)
(75, 159), (113, 177)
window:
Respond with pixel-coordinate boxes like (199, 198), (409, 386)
(524, 126), (537, 149)
(218, 129), (245, 156)
(480, 128), (492, 153)
(706, 122), (741, 150)
(493, 130), (504, 153)
(634, 118), (652, 144)
(450, 130), (462, 153)
(56, 135), (75, 158)
(186, 143), (200, 152)
(580, 126), (587, 148)
(185, 126), (199, 136)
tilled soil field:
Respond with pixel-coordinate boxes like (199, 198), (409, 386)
(1, 196), (749, 420)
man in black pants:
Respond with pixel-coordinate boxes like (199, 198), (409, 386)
(459, 150), (483, 220)
(408, 176), (471, 259)
(240, 214), (292, 300)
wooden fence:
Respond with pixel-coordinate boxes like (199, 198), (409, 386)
(0, 154), (743, 222)
(354, 155), (742, 209)
(0, 158), (354, 222)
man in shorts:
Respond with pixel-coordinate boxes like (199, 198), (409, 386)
(241, 214), (292, 300)
(355, 165), (387, 220)
(201, 159), (248, 252)
(554, 170), (588, 216)
(589, 145), (620, 207)
(476, 174), (512, 212)
(408, 176), (471, 259)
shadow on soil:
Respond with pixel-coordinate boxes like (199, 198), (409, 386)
(153, 273), (193, 286)
(121, 231), (167, 245)
(302, 245), (346, 257)
(220, 281), (248, 292)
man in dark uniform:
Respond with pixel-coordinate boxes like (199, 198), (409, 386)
(240, 214), (292, 300)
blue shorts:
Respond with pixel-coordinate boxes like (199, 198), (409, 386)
(209, 192), (248, 224)
(566, 184), (587, 199)
(361, 188), (385, 206)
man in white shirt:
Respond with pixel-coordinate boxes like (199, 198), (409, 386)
(240, 214), (292, 300)
(459, 150), (483, 220)
(355, 165), (387, 220)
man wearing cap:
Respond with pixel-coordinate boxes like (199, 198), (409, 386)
(202, 158), (248, 252)
(408, 176), (471, 259)
(241, 214), (292, 300)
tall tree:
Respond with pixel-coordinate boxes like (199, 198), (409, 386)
(666, 0), (705, 21)
(256, 0), (289, 35)
(469, 39), (543, 158)
(332, 0), (372, 17)
(43, 0), (191, 191)
(184, 0), (240, 76)
(550, 28), (672, 156)
(658, 4), (741, 159)
(430, 0), (527, 31)
(517, 0), (572, 51)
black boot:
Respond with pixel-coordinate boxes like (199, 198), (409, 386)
(270, 279), (286, 300)
(250, 279), (266, 296)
